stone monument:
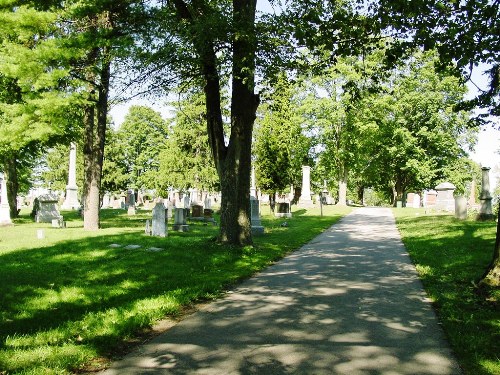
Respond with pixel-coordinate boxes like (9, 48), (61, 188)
(298, 165), (314, 207)
(36, 194), (63, 223)
(454, 195), (467, 220)
(275, 202), (292, 218)
(435, 182), (456, 212)
(250, 196), (264, 235)
(173, 207), (189, 232)
(61, 143), (81, 210)
(250, 166), (257, 198)
(152, 202), (167, 237)
(478, 167), (495, 220)
(0, 173), (12, 225)
(127, 190), (136, 215)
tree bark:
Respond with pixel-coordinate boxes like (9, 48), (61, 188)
(3, 154), (19, 218)
(83, 54), (110, 230)
(217, 0), (258, 245)
(172, 0), (258, 245)
(480, 202), (500, 287)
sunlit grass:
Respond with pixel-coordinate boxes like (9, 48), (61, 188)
(0, 205), (351, 374)
(393, 208), (500, 375)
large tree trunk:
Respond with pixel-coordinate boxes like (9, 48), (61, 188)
(83, 56), (110, 230)
(3, 154), (19, 218)
(173, 0), (258, 245)
(480, 203), (500, 287)
(217, 0), (258, 245)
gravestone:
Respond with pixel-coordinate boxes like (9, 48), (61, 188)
(36, 194), (63, 223)
(0, 173), (12, 225)
(152, 202), (167, 237)
(250, 196), (264, 235)
(61, 143), (81, 210)
(434, 182), (456, 212)
(203, 208), (216, 224)
(275, 202), (292, 218)
(204, 196), (212, 210)
(250, 166), (257, 198)
(127, 190), (136, 215)
(455, 196), (467, 220)
(298, 165), (314, 207)
(145, 219), (151, 235)
(173, 207), (189, 232)
(191, 204), (204, 219)
(478, 167), (495, 220)
(102, 193), (111, 208)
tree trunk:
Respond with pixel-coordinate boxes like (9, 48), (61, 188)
(480, 202), (500, 287)
(3, 154), (19, 218)
(337, 165), (348, 206)
(83, 56), (110, 230)
(172, 0), (258, 245)
(217, 0), (258, 245)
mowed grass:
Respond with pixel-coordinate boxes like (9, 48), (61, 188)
(393, 208), (500, 375)
(0, 205), (352, 374)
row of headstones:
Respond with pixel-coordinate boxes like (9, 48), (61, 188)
(144, 202), (218, 237)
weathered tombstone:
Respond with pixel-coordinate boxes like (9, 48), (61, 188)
(0, 173), (12, 226)
(250, 166), (257, 198)
(152, 202), (167, 237)
(102, 193), (111, 208)
(250, 196), (264, 235)
(61, 143), (81, 210)
(423, 190), (437, 208)
(455, 196), (468, 220)
(275, 202), (292, 218)
(36, 194), (63, 223)
(191, 204), (204, 219)
(52, 217), (66, 228)
(203, 208), (216, 224)
(298, 165), (314, 207)
(145, 219), (152, 235)
(173, 207), (189, 232)
(204, 196), (212, 210)
(127, 190), (136, 215)
(435, 182), (456, 212)
(478, 167), (495, 220)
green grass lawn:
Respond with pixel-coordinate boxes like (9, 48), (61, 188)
(0, 205), (351, 374)
(393, 208), (500, 375)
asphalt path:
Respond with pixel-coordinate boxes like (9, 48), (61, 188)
(102, 207), (461, 374)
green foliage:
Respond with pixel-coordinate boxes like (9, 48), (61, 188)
(0, 206), (350, 373)
(356, 51), (476, 200)
(112, 106), (168, 191)
(157, 90), (219, 194)
(254, 73), (311, 194)
(395, 209), (500, 375)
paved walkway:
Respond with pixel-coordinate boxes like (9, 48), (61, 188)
(103, 207), (461, 374)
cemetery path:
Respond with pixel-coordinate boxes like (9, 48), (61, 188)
(102, 207), (461, 375)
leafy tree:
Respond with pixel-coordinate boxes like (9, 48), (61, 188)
(157, 90), (219, 195)
(254, 73), (311, 208)
(0, 5), (80, 217)
(114, 105), (168, 191)
(358, 51), (475, 204)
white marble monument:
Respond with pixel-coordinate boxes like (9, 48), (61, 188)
(0, 173), (12, 225)
(298, 165), (314, 207)
(61, 143), (81, 210)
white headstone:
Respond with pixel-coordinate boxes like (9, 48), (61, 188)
(298, 165), (314, 207)
(173, 207), (189, 231)
(61, 143), (80, 210)
(152, 202), (167, 237)
(0, 173), (12, 225)
(478, 167), (494, 220)
(250, 196), (264, 235)
(36, 194), (63, 223)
